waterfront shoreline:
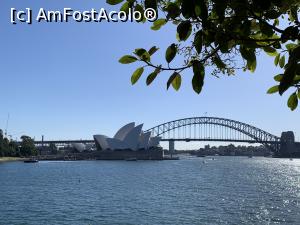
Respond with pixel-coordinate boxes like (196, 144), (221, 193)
(0, 157), (25, 162)
(38, 150), (165, 161)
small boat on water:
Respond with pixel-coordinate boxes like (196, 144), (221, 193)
(125, 158), (137, 161)
(24, 158), (39, 163)
(163, 155), (179, 160)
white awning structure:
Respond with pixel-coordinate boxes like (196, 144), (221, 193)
(72, 143), (86, 152)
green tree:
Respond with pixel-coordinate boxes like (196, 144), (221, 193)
(0, 129), (19, 157)
(0, 129), (4, 157)
(107, 0), (300, 110)
(49, 143), (58, 155)
(20, 135), (37, 157)
(9, 141), (19, 157)
(1, 137), (14, 157)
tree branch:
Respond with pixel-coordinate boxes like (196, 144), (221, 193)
(248, 9), (284, 33)
(142, 46), (221, 72)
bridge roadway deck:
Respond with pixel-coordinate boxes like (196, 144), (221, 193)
(31, 139), (281, 145)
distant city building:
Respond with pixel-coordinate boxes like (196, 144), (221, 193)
(93, 122), (161, 151)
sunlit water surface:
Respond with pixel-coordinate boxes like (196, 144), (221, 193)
(0, 156), (299, 225)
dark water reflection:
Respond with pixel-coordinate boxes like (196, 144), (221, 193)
(0, 156), (299, 225)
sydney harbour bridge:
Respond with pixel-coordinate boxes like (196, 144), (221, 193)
(33, 117), (300, 157)
(145, 117), (281, 151)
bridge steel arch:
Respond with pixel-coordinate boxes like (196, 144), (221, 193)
(145, 117), (281, 151)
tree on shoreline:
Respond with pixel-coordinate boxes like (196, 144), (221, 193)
(0, 129), (4, 157)
(107, 0), (300, 110)
(0, 130), (38, 157)
(20, 135), (37, 157)
(0, 129), (19, 157)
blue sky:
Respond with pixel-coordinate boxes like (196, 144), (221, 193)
(1, 1), (299, 149)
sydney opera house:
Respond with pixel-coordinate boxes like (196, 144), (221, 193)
(93, 123), (161, 151)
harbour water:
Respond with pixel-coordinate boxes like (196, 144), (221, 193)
(0, 156), (299, 225)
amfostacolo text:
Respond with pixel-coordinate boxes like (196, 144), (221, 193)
(10, 8), (157, 24)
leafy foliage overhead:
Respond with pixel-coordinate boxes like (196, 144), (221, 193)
(107, 0), (300, 110)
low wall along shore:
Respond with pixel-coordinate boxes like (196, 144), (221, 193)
(38, 150), (164, 161)
(0, 157), (25, 162)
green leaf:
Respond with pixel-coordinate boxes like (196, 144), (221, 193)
(273, 74), (283, 82)
(272, 42), (281, 49)
(240, 47), (255, 61)
(260, 22), (274, 37)
(131, 67), (144, 85)
(106, 0), (123, 5)
(195, 5), (201, 17)
(148, 46), (159, 56)
(290, 46), (300, 60)
(263, 46), (277, 56)
(282, 26), (299, 41)
(145, 0), (157, 10)
(247, 58), (257, 72)
(135, 48), (147, 56)
(146, 67), (161, 85)
(286, 43), (297, 50)
(279, 63), (298, 95)
(177, 21), (192, 41)
(265, 9), (281, 19)
(181, 1), (196, 19)
(214, 56), (226, 69)
(165, 44), (177, 63)
(289, 6), (298, 22)
(197, 1), (208, 23)
(267, 85), (279, 94)
(287, 92), (298, 111)
(119, 55), (138, 64)
(214, 1), (226, 21)
(120, 2), (129, 14)
(192, 61), (205, 94)
(273, 18), (279, 27)
(297, 65), (300, 75)
(172, 74), (181, 91)
(146, 72), (158, 86)
(298, 91), (300, 100)
(274, 54), (280, 66)
(194, 31), (203, 54)
(240, 47), (257, 72)
(279, 55), (285, 68)
(134, 48), (150, 61)
(167, 72), (181, 90)
(294, 75), (300, 82)
(151, 19), (167, 30)
(166, 3), (180, 19)
(134, 4), (145, 22)
(167, 72), (176, 90)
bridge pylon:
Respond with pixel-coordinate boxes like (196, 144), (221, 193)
(169, 140), (175, 154)
(278, 131), (300, 157)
